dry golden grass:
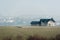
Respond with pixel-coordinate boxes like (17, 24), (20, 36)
(0, 26), (60, 40)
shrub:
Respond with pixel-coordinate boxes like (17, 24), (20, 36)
(55, 34), (60, 40)
(17, 26), (22, 28)
(49, 37), (55, 40)
(27, 35), (47, 40)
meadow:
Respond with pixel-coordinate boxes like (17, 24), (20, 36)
(0, 26), (60, 40)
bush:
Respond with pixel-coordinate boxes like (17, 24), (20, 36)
(27, 35), (47, 40)
(55, 34), (60, 40)
(17, 26), (22, 28)
(49, 37), (55, 40)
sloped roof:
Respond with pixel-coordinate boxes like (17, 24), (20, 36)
(31, 21), (39, 24)
(40, 18), (55, 23)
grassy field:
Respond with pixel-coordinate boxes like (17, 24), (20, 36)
(0, 26), (60, 40)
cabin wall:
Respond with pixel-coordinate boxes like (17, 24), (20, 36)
(47, 21), (56, 26)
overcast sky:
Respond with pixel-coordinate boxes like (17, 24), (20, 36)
(0, 0), (60, 20)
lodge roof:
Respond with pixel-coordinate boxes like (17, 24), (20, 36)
(40, 18), (55, 23)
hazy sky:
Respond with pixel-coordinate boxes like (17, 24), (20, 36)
(0, 0), (60, 20)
